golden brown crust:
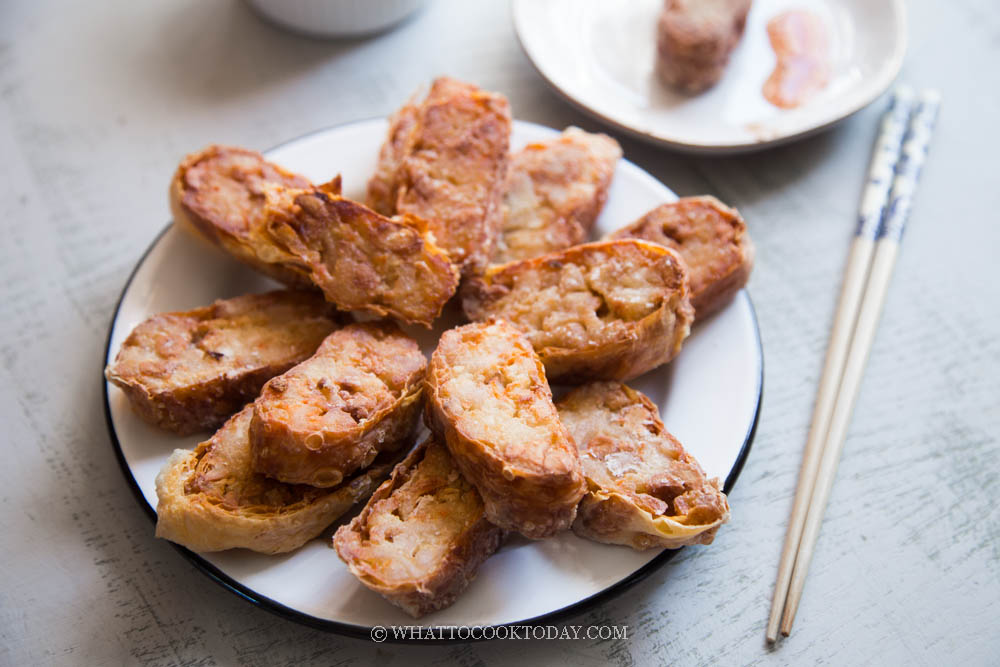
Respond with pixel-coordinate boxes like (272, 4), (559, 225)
(105, 290), (341, 435)
(169, 145), (321, 287)
(334, 438), (502, 617)
(250, 323), (426, 487)
(462, 240), (694, 383)
(425, 320), (585, 539)
(263, 190), (460, 327)
(610, 196), (754, 318)
(655, 0), (753, 93)
(368, 77), (512, 278)
(367, 100), (420, 217)
(492, 127), (621, 265)
(154, 406), (397, 554)
(557, 382), (730, 550)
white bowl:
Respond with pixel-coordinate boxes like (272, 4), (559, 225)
(246, 0), (428, 38)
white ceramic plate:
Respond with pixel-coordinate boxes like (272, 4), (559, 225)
(513, 0), (906, 153)
(103, 119), (763, 639)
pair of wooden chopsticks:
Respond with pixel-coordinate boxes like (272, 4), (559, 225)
(766, 87), (941, 643)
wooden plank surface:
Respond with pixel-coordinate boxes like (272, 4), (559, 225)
(1, 1), (997, 664)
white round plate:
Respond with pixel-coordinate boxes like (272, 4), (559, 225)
(513, 0), (906, 153)
(103, 119), (763, 640)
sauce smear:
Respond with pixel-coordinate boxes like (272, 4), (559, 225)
(763, 10), (829, 109)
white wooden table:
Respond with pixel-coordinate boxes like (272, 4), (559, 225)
(2, 1), (997, 664)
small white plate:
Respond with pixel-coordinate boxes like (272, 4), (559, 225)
(103, 119), (763, 639)
(513, 0), (906, 153)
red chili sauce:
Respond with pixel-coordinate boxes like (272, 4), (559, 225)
(763, 10), (830, 109)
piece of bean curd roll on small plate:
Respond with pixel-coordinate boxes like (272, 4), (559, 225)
(425, 320), (585, 539)
(155, 406), (399, 555)
(609, 195), (754, 318)
(105, 290), (341, 435)
(250, 322), (426, 487)
(334, 438), (503, 618)
(462, 239), (694, 383)
(655, 0), (753, 94)
(557, 381), (730, 550)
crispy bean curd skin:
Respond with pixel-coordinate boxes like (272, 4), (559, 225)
(492, 127), (621, 265)
(462, 240), (694, 383)
(155, 406), (397, 554)
(169, 144), (325, 288)
(250, 323), (426, 488)
(655, 0), (753, 94)
(425, 320), (585, 539)
(610, 196), (754, 318)
(367, 100), (419, 218)
(334, 438), (502, 618)
(264, 190), (459, 327)
(367, 77), (512, 277)
(557, 382), (730, 550)
(105, 290), (341, 435)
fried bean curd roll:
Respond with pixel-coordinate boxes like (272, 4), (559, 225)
(557, 381), (730, 550)
(610, 196), (753, 317)
(264, 190), (459, 327)
(155, 406), (397, 554)
(463, 239), (694, 383)
(105, 290), (341, 435)
(170, 144), (326, 288)
(655, 0), (753, 94)
(367, 77), (512, 277)
(492, 127), (621, 265)
(334, 438), (503, 618)
(367, 100), (419, 218)
(425, 320), (585, 539)
(250, 323), (426, 488)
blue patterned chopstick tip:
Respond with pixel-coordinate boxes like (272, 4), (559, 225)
(879, 90), (942, 242)
(855, 87), (916, 239)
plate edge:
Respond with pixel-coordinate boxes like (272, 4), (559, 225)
(511, 0), (909, 154)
